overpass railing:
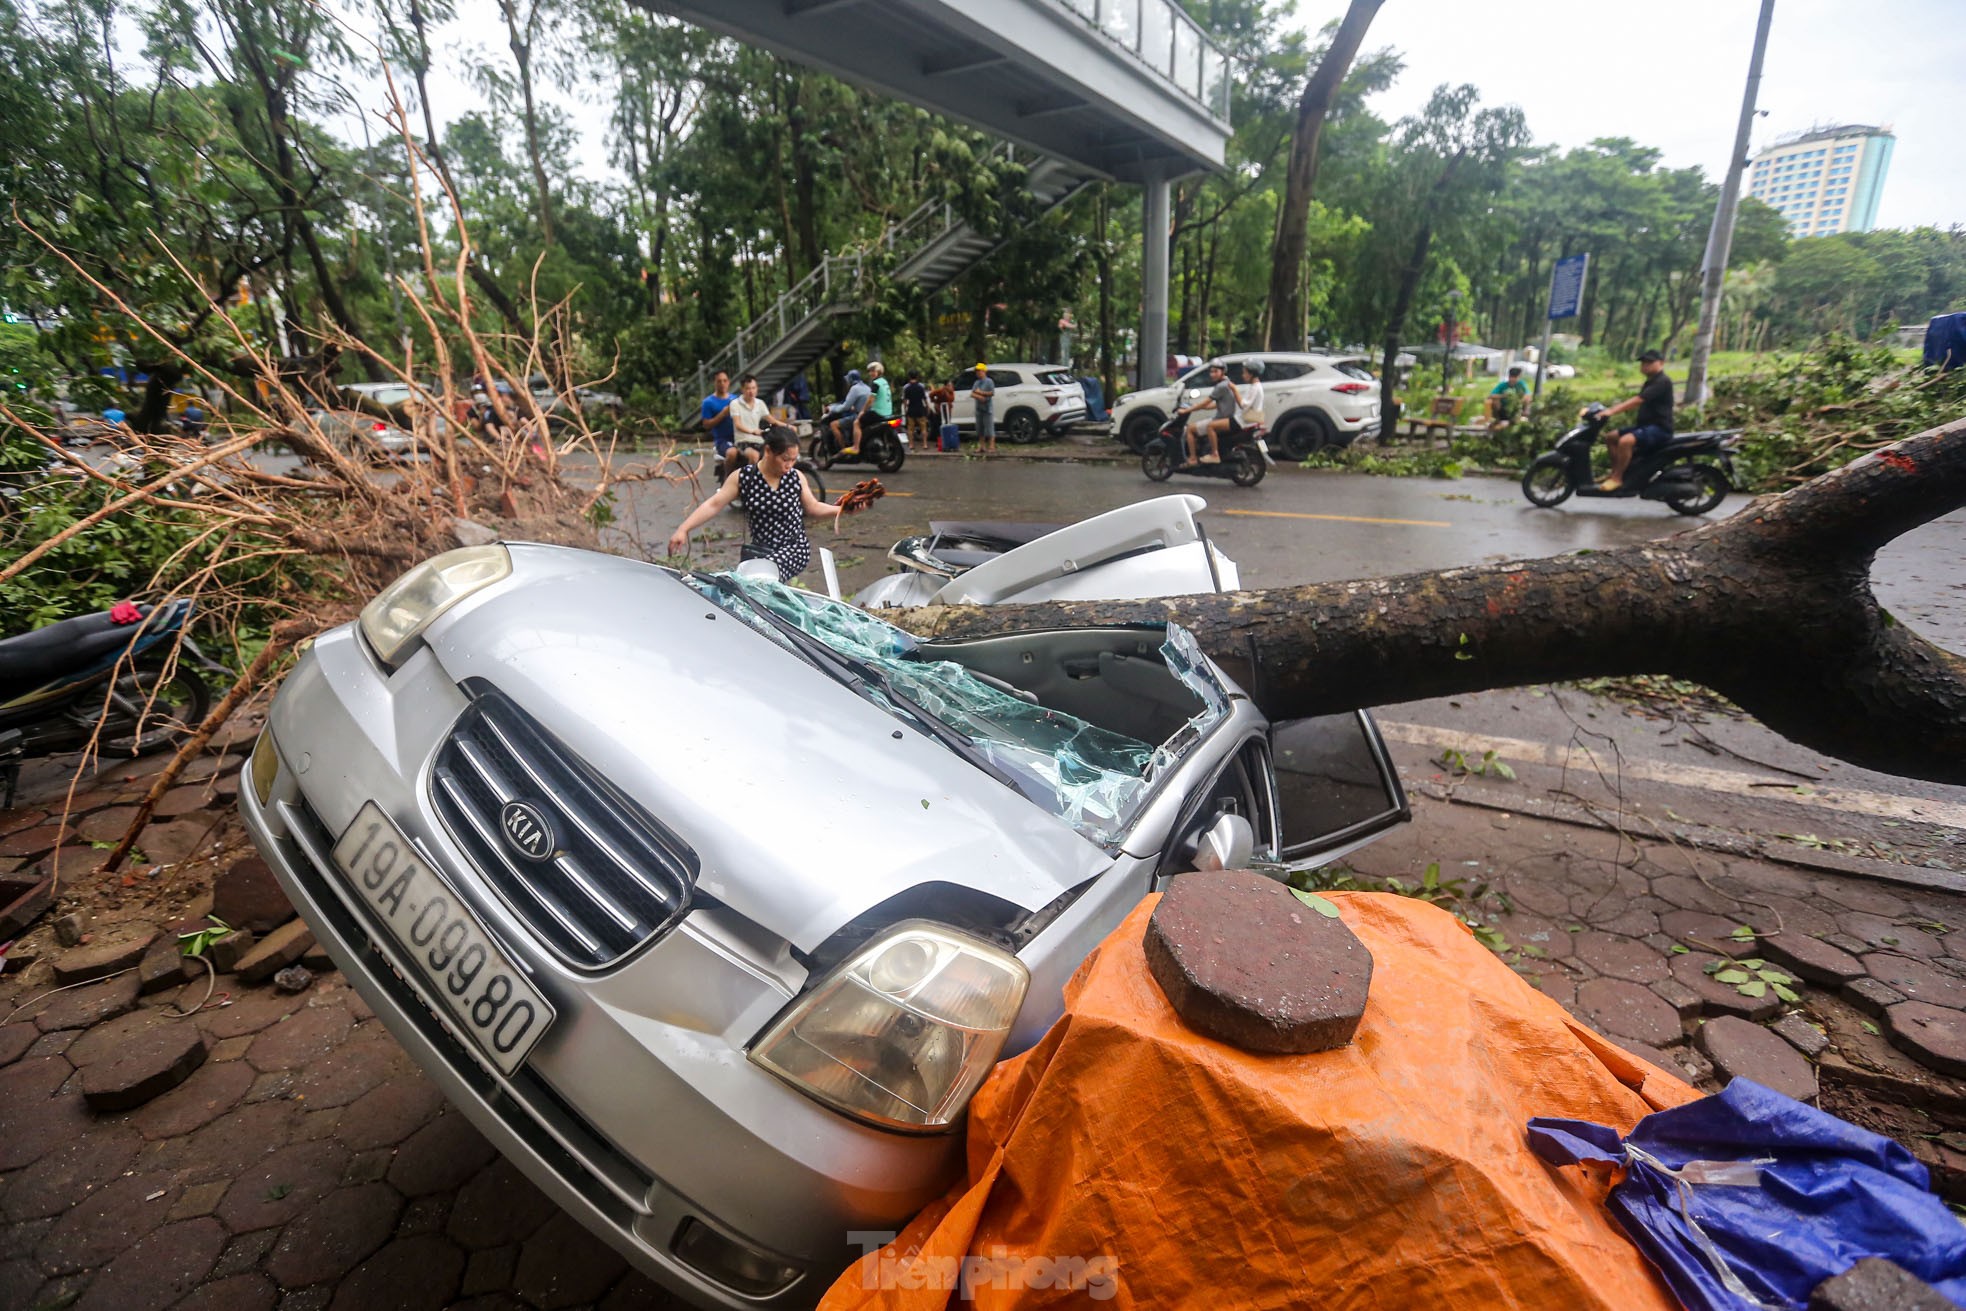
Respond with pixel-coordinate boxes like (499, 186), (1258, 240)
(1055, 0), (1231, 125)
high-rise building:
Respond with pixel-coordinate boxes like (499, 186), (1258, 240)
(1745, 125), (1894, 237)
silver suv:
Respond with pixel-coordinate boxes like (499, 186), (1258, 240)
(1112, 352), (1384, 457)
(239, 544), (1405, 1308)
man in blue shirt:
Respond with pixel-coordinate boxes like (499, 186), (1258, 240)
(826, 370), (872, 455)
(700, 370), (735, 459)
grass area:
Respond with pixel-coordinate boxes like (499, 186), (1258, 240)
(1393, 345), (1924, 423)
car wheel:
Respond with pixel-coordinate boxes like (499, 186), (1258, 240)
(1142, 447), (1174, 482)
(1229, 448), (1265, 487)
(1120, 411), (1164, 454)
(1521, 454), (1575, 508)
(1275, 411), (1336, 459)
(1664, 464), (1729, 516)
(1003, 408), (1041, 444)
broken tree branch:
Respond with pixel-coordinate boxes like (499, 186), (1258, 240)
(893, 416), (1966, 785)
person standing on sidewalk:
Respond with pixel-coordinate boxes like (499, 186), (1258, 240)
(902, 371), (930, 449)
(970, 363), (997, 454)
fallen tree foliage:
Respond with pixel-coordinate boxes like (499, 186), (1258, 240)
(1, 78), (691, 873)
(894, 415), (1966, 786)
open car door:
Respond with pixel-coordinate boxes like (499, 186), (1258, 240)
(1270, 710), (1410, 870)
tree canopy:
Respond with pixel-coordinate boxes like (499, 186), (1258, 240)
(3, 0), (1963, 413)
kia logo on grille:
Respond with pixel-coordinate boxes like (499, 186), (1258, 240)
(499, 800), (557, 863)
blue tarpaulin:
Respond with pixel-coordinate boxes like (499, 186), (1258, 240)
(1529, 1079), (1966, 1310)
(1076, 376), (1110, 424)
(1926, 313), (1966, 372)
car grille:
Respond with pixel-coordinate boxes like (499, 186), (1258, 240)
(430, 681), (695, 971)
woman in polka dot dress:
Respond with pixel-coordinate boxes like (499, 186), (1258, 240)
(669, 427), (844, 581)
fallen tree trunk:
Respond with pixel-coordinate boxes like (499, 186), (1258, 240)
(893, 416), (1966, 785)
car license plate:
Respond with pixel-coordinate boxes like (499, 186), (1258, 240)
(332, 801), (554, 1076)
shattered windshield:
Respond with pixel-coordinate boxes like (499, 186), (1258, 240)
(685, 573), (1227, 843)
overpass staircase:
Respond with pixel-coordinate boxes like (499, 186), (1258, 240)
(678, 149), (1092, 419)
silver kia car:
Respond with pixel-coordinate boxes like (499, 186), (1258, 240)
(238, 543), (1406, 1308)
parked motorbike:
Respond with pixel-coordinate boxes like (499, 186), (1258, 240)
(1521, 403), (1741, 516)
(0, 600), (228, 806)
(811, 410), (906, 474)
(1141, 413), (1269, 487)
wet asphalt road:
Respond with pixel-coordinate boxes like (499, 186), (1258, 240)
(606, 445), (1964, 656)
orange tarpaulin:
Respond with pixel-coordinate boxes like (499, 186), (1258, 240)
(823, 891), (1699, 1310)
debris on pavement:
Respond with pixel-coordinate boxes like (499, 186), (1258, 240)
(273, 964), (313, 993)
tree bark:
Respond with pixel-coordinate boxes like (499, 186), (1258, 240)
(892, 419), (1966, 787)
(499, 0), (557, 249)
(1263, 0), (1383, 350)
(1375, 219), (1434, 440)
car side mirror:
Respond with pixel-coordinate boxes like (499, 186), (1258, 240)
(1193, 813), (1254, 872)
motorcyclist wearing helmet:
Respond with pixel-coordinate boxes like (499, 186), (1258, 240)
(859, 360), (894, 450)
(1207, 358), (1264, 457)
(826, 369), (872, 455)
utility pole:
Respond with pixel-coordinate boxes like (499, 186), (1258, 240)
(1685, 0), (1777, 407)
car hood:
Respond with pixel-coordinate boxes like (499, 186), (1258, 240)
(424, 546), (1113, 952)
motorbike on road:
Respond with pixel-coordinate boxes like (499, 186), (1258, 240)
(0, 600), (228, 806)
(811, 411), (906, 474)
(1141, 413), (1269, 487)
(1520, 403), (1741, 516)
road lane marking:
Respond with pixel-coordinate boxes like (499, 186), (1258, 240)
(1221, 508), (1451, 528)
(1378, 721), (1966, 831)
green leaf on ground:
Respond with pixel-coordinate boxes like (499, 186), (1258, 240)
(1289, 887), (1342, 918)
(1714, 969), (1752, 985)
(1860, 1020), (1880, 1035)
(1668, 944), (1690, 954)
(1738, 980), (1768, 998)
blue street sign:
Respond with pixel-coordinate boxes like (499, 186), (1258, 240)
(1547, 254), (1589, 321)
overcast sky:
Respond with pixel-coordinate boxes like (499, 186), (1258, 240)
(1308, 0), (1966, 230)
(397, 0), (1964, 231)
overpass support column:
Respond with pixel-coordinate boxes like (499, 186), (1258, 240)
(1140, 170), (1170, 390)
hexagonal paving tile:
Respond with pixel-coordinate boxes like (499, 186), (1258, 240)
(327, 1233), (465, 1311)
(387, 1111), (497, 1197)
(265, 1183), (403, 1288)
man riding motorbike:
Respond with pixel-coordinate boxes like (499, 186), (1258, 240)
(1598, 349), (1674, 491)
(1176, 362), (1232, 465)
(824, 370), (872, 457)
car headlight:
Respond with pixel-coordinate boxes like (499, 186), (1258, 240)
(750, 922), (1028, 1132)
(358, 544), (511, 668)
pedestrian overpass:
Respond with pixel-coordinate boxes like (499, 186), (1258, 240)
(641, 0), (1233, 411)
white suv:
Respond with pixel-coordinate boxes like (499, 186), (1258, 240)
(946, 364), (1088, 443)
(1111, 353), (1383, 458)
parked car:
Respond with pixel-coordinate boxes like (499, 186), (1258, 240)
(337, 382), (418, 423)
(945, 363), (1087, 443)
(308, 410), (418, 464)
(1110, 352), (1384, 458)
(238, 541), (1407, 1309)
(525, 375), (627, 417)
